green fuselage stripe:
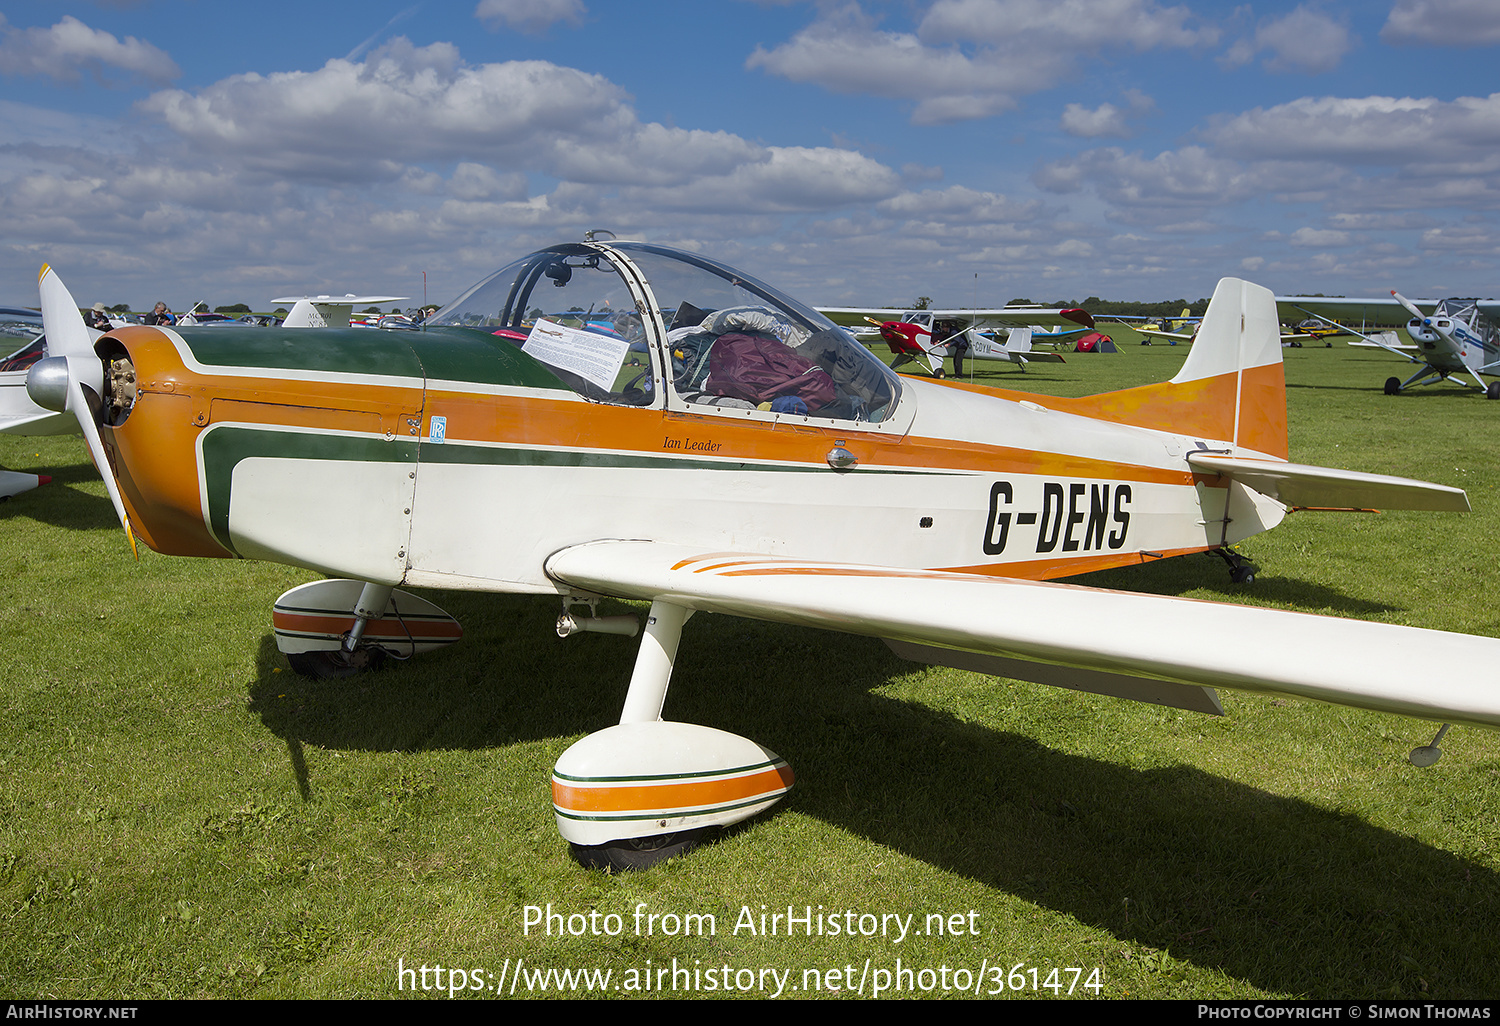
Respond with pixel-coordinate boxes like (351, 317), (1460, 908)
(201, 427), (933, 554)
(175, 326), (571, 391)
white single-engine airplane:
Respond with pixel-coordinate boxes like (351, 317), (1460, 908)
(1276, 294), (1500, 398)
(820, 306), (1088, 377)
(1, 323), (85, 498)
(27, 241), (1499, 871)
(271, 293), (409, 329)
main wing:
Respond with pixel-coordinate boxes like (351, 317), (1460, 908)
(546, 541), (1500, 729)
(820, 306), (1095, 330)
(1275, 295), (1433, 328)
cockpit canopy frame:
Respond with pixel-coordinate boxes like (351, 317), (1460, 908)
(429, 241), (907, 429)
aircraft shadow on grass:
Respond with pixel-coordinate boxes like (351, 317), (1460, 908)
(244, 593), (1497, 998)
(1288, 380), (1483, 399)
(1069, 554), (1398, 618)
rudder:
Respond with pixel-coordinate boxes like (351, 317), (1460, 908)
(1029, 277), (1287, 460)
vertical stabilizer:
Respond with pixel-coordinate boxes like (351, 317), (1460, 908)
(282, 300), (327, 328)
(1013, 277), (1288, 460)
(1169, 278), (1286, 459)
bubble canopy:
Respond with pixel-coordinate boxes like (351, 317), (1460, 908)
(428, 241), (901, 423)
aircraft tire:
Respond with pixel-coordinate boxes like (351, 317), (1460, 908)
(1384, 377), (1401, 395)
(569, 829), (704, 872)
(286, 647), (386, 679)
(933, 368), (946, 379)
(1230, 566), (1256, 585)
(1487, 382), (1500, 401)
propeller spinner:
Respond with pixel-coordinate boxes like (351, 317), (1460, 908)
(28, 264), (139, 558)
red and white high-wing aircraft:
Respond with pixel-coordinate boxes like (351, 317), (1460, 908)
(1276, 294), (1500, 397)
(27, 242), (1495, 870)
(820, 305), (1088, 377)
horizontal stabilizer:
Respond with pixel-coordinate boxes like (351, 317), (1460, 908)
(1187, 453), (1469, 512)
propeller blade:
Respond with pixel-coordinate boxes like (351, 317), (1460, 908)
(1391, 290), (1427, 324)
(1394, 289), (1464, 355)
(69, 377), (138, 560)
(38, 265), (102, 373)
(34, 263), (137, 559)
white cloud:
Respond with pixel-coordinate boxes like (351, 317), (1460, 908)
(0, 14), (180, 86)
(747, 1), (1209, 124)
(877, 185), (1042, 224)
(1035, 146), (1266, 210)
(1289, 227), (1352, 247)
(475, 0), (587, 34)
(447, 162), (528, 201)
(1062, 103), (1132, 138)
(137, 38), (808, 195)
(1204, 93), (1500, 166)
(1217, 5), (1354, 74)
(745, 7), (1047, 123)
(0, 34), (916, 308)
(1382, 0), (1500, 46)
(919, 0), (1213, 48)
(142, 40), (624, 181)
(1061, 90), (1156, 138)
(1420, 224), (1497, 251)
(619, 147), (902, 214)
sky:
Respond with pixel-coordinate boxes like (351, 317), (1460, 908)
(2, 0), (1499, 312)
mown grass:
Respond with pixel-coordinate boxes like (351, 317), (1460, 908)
(1, 334), (1498, 1000)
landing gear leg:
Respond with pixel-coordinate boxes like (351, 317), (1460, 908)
(1211, 547), (1258, 584)
(286, 582), (393, 679)
(567, 600), (704, 871)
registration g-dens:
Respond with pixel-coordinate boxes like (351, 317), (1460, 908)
(25, 237), (1498, 871)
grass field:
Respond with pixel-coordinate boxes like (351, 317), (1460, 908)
(2, 332), (1498, 1000)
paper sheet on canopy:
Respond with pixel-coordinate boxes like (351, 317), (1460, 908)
(523, 317), (631, 392)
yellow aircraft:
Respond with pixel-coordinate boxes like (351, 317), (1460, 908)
(27, 240), (1494, 870)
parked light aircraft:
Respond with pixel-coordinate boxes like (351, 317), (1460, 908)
(869, 317), (1068, 376)
(1276, 294), (1500, 398)
(1122, 308), (1199, 346)
(27, 242), (1499, 870)
(1, 327), (84, 497)
(821, 306), (1090, 377)
(270, 293), (408, 329)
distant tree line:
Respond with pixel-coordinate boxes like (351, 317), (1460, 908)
(1007, 297), (1211, 318)
(894, 296), (1216, 317)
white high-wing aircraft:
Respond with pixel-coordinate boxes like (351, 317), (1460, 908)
(820, 306), (1089, 376)
(0, 318), (89, 498)
(26, 243), (1497, 871)
(271, 293), (409, 328)
(1276, 294), (1500, 397)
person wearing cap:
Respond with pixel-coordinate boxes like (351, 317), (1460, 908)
(85, 302), (112, 330)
